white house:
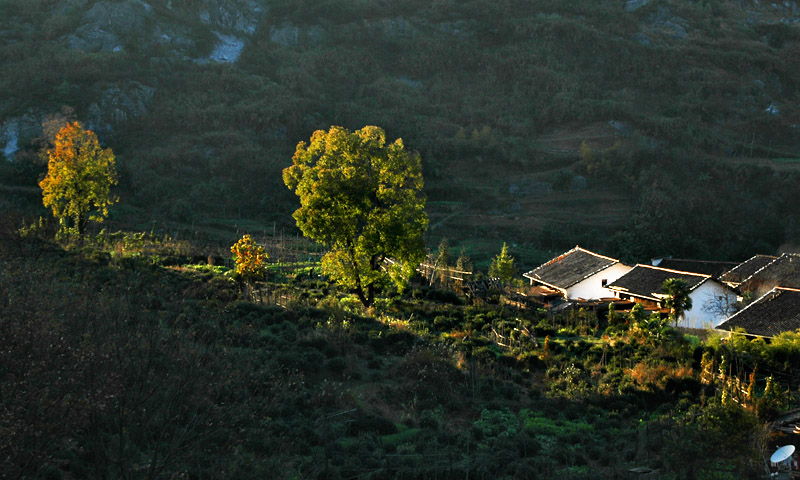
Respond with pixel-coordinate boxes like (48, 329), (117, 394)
(523, 246), (632, 301)
(606, 264), (738, 329)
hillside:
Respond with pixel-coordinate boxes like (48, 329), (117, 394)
(1, 0), (800, 265)
(0, 228), (773, 479)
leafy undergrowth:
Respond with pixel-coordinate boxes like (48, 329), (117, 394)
(0, 235), (765, 479)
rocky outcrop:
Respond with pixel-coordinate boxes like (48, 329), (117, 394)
(268, 22), (327, 47)
(86, 82), (155, 137)
(1, 113), (43, 161)
(194, 0), (266, 35)
(205, 33), (246, 63)
(63, 0), (268, 61)
(67, 0), (153, 53)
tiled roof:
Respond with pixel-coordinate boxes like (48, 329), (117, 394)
(719, 254), (778, 285)
(717, 287), (800, 338)
(738, 253), (800, 294)
(607, 264), (710, 301)
(523, 246), (619, 290)
(656, 258), (739, 279)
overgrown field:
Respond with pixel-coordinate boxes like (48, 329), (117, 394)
(2, 229), (786, 479)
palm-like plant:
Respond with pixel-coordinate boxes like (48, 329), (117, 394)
(662, 278), (693, 328)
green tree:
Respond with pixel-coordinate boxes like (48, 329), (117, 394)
(430, 237), (450, 286)
(38, 121), (118, 236)
(488, 242), (515, 283)
(662, 278), (693, 328)
(283, 126), (428, 307)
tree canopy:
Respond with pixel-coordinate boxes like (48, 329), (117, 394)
(283, 125), (428, 306)
(38, 121), (117, 235)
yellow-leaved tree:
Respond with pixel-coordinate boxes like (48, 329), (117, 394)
(231, 234), (268, 285)
(39, 121), (118, 236)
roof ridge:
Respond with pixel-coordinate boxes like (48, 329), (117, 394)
(574, 245), (620, 263)
(636, 264), (712, 278)
(737, 255), (782, 286)
(719, 254), (778, 280)
(662, 258), (738, 264)
(776, 286), (800, 293)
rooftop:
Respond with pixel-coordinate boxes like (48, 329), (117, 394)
(607, 264), (710, 301)
(656, 258), (739, 279)
(523, 246), (620, 290)
(719, 254), (778, 285)
(717, 287), (800, 338)
(738, 253), (800, 294)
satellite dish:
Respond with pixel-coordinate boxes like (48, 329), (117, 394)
(771, 445), (795, 463)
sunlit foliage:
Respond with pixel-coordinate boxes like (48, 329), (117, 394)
(488, 242), (515, 283)
(283, 125), (428, 306)
(231, 234), (268, 284)
(38, 121), (117, 236)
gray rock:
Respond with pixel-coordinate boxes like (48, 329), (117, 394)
(151, 23), (196, 51)
(197, 0), (266, 35)
(66, 0), (266, 57)
(1, 113), (43, 161)
(269, 22), (327, 47)
(766, 103), (780, 115)
(87, 81), (155, 136)
(609, 120), (632, 137)
(269, 22), (299, 46)
(67, 0), (153, 52)
(625, 0), (653, 12)
(206, 32), (245, 63)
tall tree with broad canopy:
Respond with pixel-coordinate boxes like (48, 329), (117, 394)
(39, 121), (117, 236)
(283, 126), (428, 307)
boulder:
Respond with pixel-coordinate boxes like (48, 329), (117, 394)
(206, 32), (246, 63)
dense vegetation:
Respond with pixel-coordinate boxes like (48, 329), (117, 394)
(1, 0), (799, 266)
(6, 223), (797, 479)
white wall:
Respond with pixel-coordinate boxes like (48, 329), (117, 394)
(680, 280), (738, 329)
(566, 263), (632, 300)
